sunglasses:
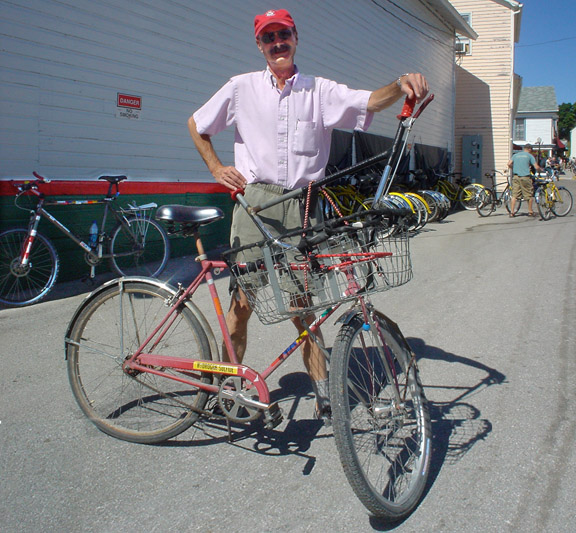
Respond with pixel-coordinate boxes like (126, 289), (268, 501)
(260, 28), (294, 44)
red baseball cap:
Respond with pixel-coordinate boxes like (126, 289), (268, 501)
(254, 9), (295, 37)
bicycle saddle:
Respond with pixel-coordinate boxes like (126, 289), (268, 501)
(98, 175), (127, 184)
(156, 204), (224, 227)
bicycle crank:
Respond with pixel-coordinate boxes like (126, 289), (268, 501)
(217, 376), (263, 423)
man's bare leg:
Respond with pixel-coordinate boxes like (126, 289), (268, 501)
(222, 288), (253, 363)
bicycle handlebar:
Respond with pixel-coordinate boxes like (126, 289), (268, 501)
(224, 206), (410, 258)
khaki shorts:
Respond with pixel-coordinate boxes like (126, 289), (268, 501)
(511, 175), (534, 200)
(228, 183), (321, 295)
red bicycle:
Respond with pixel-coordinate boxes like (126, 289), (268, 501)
(65, 97), (433, 521)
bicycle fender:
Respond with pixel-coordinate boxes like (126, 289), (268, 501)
(335, 308), (415, 362)
(63, 277), (219, 363)
(335, 308), (360, 326)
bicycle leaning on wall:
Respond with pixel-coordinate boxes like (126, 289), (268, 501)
(0, 173), (170, 307)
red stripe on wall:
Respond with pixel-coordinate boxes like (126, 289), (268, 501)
(0, 180), (229, 197)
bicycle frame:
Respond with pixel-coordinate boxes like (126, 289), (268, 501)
(484, 172), (512, 203)
(71, 215), (403, 425)
(68, 228), (345, 419)
(15, 181), (151, 271)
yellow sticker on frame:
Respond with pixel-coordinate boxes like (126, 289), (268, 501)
(193, 361), (238, 374)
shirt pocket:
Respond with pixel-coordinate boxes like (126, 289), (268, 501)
(292, 121), (319, 156)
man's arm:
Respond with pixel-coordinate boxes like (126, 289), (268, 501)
(187, 116), (247, 191)
(367, 73), (429, 113)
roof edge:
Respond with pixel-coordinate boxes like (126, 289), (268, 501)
(423, 0), (478, 39)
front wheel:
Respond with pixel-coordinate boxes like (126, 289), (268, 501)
(536, 188), (554, 220)
(109, 217), (170, 277)
(551, 186), (573, 217)
(476, 189), (495, 217)
(503, 189), (521, 214)
(330, 312), (431, 520)
(66, 280), (213, 443)
(459, 184), (485, 210)
(0, 228), (59, 306)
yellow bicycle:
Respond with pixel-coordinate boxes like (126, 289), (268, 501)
(533, 178), (573, 220)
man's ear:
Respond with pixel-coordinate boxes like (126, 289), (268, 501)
(256, 37), (264, 53)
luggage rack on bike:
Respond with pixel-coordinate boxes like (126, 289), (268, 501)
(222, 209), (412, 325)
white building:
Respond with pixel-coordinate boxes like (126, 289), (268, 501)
(1, 0), (473, 185)
(513, 86), (560, 159)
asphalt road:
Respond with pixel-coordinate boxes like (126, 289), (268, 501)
(2, 178), (576, 532)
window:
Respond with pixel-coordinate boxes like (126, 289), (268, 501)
(514, 118), (526, 141)
(456, 13), (472, 56)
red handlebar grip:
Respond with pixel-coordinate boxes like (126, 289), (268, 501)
(397, 96), (416, 120)
(230, 188), (244, 202)
(413, 94), (435, 119)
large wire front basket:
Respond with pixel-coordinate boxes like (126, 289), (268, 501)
(223, 221), (412, 325)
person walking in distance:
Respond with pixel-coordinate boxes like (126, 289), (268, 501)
(188, 8), (429, 421)
(508, 144), (542, 217)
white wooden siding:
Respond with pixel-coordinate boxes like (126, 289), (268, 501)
(1, 0), (457, 182)
(451, 0), (519, 178)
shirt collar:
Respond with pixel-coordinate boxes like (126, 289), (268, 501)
(265, 65), (299, 89)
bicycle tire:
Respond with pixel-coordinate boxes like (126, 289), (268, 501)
(459, 184), (484, 210)
(388, 193), (420, 232)
(0, 228), (59, 307)
(405, 193), (429, 230)
(66, 279), (213, 443)
(417, 191), (439, 222)
(503, 189), (521, 214)
(536, 188), (553, 220)
(330, 312), (431, 520)
(551, 186), (573, 217)
(476, 188), (495, 217)
(109, 217), (170, 277)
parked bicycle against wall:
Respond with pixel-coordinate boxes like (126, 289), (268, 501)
(0, 173), (170, 307)
(476, 170), (518, 217)
(430, 171), (485, 211)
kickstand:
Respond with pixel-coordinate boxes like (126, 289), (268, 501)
(81, 265), (97, 286)
(81, 275), (96, 286)
(225, 418), (235, 443)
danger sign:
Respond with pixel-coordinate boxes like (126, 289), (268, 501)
(117, 93), (142, 109)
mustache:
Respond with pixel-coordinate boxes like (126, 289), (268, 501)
(271, 43), (291, 54)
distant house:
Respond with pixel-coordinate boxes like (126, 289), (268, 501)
(450, 0), (523, 182)
(513, 86), (561, 160)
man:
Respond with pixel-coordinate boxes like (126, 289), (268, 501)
(188, 8), (429, 420)
(508, 144), (542, 217)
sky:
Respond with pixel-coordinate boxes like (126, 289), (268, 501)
(515, 0), (576, 105)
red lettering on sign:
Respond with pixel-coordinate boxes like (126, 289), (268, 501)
(117, 93), (142, 109)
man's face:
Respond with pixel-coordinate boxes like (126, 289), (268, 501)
(256, 23), (298, 70)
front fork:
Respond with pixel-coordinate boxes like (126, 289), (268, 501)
(20, 212), (43, 267)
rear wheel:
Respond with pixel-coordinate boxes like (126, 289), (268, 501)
(0, 229), (59, 306)
(330, 312), (431, 520)
(66, 280), (213, 443)
(109, 217), (170, 277)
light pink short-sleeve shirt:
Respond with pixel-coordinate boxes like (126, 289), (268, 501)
(193, 68), (373, 189)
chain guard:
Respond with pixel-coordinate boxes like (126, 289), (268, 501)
(217, 376), (260, 423)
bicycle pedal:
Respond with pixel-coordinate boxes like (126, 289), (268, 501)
(263, 401), (283, 429)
